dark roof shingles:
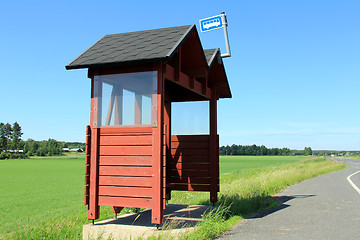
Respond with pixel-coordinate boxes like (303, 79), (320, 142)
(66, 25), (194, 69)
(204, 49), (219, 66)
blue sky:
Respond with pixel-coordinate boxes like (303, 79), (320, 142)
(1, 0), (359, 150)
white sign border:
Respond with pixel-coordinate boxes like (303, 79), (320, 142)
(199, 14), (223, 33)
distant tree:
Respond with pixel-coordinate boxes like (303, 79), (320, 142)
(260, 145), (267, 155)
(219, 144), (296, 156)
(11, 122), (23, 150)
(3, 123), (12, 151)
(0, 123), (5, 151)
(303, 147), (313, 156)
(23, 138), (63, 156)
(224, 145), (231, 155)
(319, 152), (328, 156)
(24, 139), (38, 156)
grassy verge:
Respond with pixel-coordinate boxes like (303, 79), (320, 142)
(171, 157), (346, 239)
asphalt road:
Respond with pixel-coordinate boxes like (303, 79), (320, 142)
(218, 157), (360, 240)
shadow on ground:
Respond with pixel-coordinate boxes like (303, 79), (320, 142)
(197, 194), (316, 221)
(246, 194), (316, 219)
(95, 204), (214, 229)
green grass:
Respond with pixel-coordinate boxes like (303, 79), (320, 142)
(0, 155), (347, 239)
(0, 154), (86, 239)
(220, 155), (307, 174)
(169, 155), (309, 206)
(0, 154), (116, 239)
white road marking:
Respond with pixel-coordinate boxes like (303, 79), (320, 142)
(347, 170), (360, 195)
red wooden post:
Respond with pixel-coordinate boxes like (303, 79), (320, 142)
(151, 65), (164, 225)
(209, 87), (218, 203)
(88, 75), (100, 220)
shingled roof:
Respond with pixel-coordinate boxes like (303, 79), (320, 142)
(66, 25), (196, 70)
(204, 48), (220, 67)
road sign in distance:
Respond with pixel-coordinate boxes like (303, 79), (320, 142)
(199, 14), (223, 32)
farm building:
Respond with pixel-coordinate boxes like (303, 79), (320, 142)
(6, 150), (24, 154)
(66, 24), (231, 226)
(70, 148), (84, 153)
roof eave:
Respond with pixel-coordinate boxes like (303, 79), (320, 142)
(165, 24), (196, 61)
(207, 48), (221, 68)
(65, 57), (166, 70)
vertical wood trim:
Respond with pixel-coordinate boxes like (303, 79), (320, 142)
(114, 86), (123, 125)
(89, 127), (100, 219)
(85, 125), (91, 206)
(203, 70), (208, 95)
(90, 75), (95, 128)
(89, 72), (100, 219)
(134, 92), (142, 125)
(92, 76), (102, 128)
(152, 64), (164, 225)
(105, 87), (116, 125)
(164, 100), (171, 201)
(152, 71), (158, 127)
(176, 47), (181, 81)
(209, 87), (218, 203)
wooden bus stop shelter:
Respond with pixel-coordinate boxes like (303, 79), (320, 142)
(66, 25), (231, 226)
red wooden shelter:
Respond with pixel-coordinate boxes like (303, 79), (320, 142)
(66, 25), (231, 226)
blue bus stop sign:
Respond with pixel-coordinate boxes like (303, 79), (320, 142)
(199, 14), (223, 32)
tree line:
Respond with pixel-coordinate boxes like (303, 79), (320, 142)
(0, 122), (85, 159)
(0, 122), (23, 157)
(219, 144), (313, 156)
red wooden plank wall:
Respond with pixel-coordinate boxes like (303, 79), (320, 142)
(96, 127), (153, 209)
(169, 135), (219, 192)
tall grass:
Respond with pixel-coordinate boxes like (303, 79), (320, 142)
(173, 157), (346, 239)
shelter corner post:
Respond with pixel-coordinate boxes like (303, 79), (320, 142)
(151, 64), (165, 225)
(88, 73), (100, 220)
(210, 86), (219, 203)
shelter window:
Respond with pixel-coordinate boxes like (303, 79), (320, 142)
(93, 71), (157, 128)
(171, 101), (209, 135)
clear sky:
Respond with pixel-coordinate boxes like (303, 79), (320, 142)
(1, 0), (359, 150)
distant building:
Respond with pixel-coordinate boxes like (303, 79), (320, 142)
(70, 148), (83, 153)
(7, 150), (24, 154)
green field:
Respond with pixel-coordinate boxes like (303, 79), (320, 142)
(0, 154), (87, 239)
(220, 155), (307, 174)
(0, 155), (344, 239)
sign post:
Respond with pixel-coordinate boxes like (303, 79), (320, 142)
(199, 12), (231, 58)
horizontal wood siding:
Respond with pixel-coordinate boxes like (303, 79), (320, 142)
(99, 166), (152, 176)
(97, 127), (153, 208)
(100, 145), (152, 156)
(170, 135), (219, 192)
(99, 186), (152, 198)
(99, 196), (152, 209)
(99, 156), (152, 166)
(99, 176), (152, 187)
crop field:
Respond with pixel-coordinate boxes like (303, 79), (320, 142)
(0, 155), (344, 239)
